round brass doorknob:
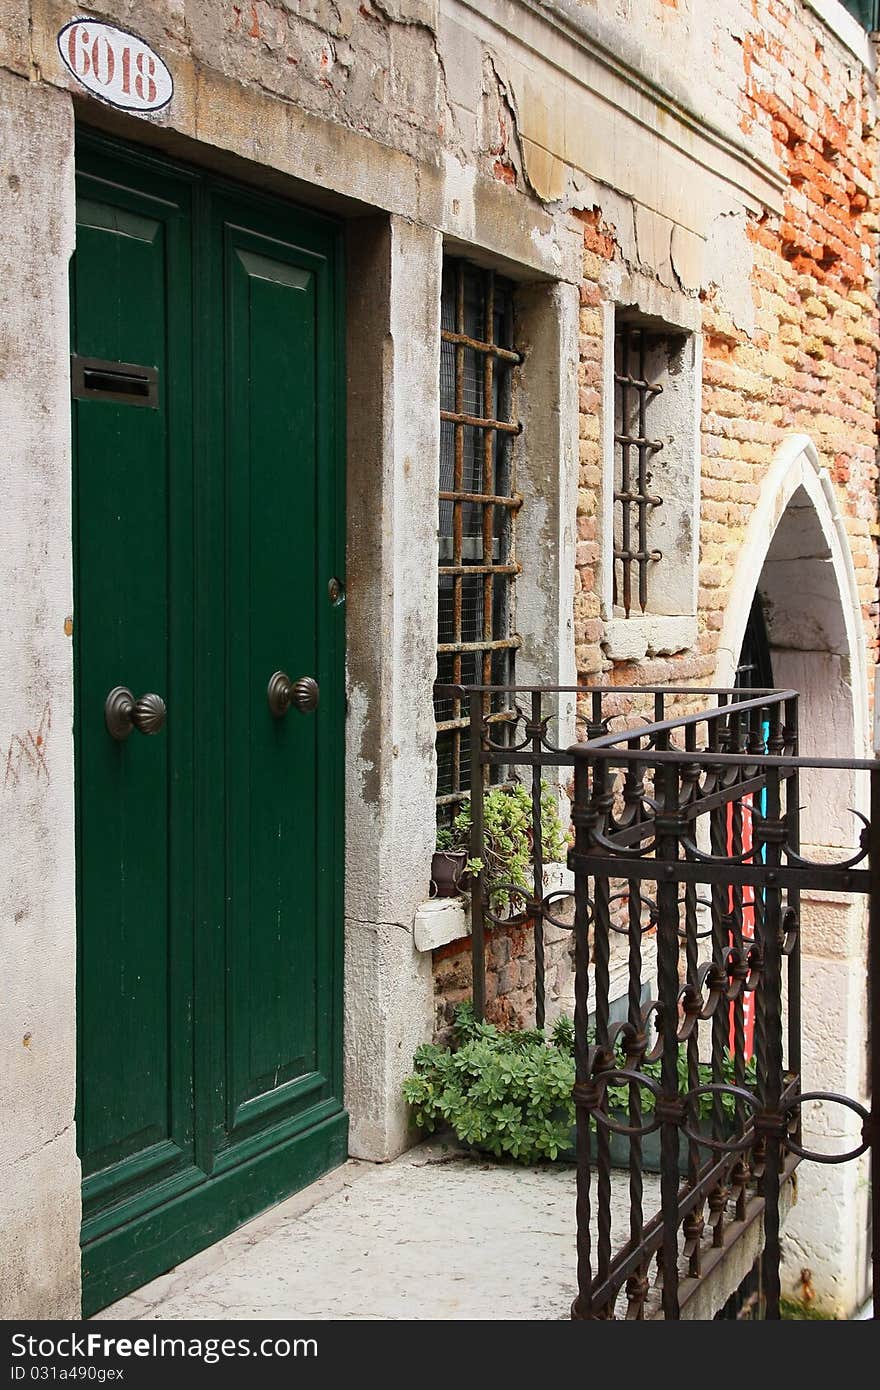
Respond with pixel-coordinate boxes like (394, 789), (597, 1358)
(105, 687), (167, 741)
(267, 671), (319, 718)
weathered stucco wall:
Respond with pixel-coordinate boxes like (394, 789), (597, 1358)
(0, 0), (877, 1318)
(0, 69), (80, 1318)
(344, 215), (440, 1159)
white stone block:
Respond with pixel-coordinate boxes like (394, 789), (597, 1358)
(413, 897), (469, 952)
(603, 615), (697, 661)
(412, 861), (575, 953)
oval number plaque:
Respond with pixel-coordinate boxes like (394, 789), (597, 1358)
(57, 19), (173, 113)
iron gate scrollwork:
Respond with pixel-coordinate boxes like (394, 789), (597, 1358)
(569, 692), (878, 1320)
(438, 683), (878, 1320)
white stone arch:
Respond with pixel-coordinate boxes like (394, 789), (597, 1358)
(713, 433), (868, 760)
(712, 433), (871, 1314)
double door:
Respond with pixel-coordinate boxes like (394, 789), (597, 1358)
(71, 136), (346, 1314)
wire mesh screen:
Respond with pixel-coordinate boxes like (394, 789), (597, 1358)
(435, 259), (521, 814)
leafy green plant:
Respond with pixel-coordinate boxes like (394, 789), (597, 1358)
(402, 1002), (759, 1165)
(604, 1051), (758, 1123)
(435, 827), (456, 852)
(402, 1002), (576, 1162)
(445, 782), (569, 914)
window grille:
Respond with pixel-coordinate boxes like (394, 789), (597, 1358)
(434, 260), (521, 813)
(613, 322), (664, 617)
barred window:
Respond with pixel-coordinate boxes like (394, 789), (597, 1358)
(613, 318), (691, 620)
(434, 260), (521, 814)
(603, 300), (698, 660)
(613, 322), (664, 617)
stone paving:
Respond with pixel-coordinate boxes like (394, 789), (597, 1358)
(97, 1139), (661, 1321)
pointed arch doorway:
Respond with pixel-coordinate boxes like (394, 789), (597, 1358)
(715, 436), (871, 1315)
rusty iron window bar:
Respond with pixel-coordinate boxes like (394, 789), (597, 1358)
(434, 260), (522, 813)
(614, 322), (664, 617)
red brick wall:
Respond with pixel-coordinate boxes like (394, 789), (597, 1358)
(575, 0), (878, 695)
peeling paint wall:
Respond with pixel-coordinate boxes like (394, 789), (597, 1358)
(567, 3), (877, 695)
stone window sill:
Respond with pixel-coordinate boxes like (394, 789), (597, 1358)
(413, 861), (574, 953)
(602, 614), (697, 663)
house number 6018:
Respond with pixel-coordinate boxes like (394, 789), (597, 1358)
(57, 19), (173, 113)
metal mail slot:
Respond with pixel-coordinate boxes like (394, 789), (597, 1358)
(71, 355), (159, 408)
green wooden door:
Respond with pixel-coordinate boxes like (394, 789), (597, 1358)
(72, 136), (346, 1316)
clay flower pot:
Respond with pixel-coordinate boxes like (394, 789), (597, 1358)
(430, 849), (468, 898)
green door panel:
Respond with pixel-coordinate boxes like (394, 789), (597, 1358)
(73, 134), (347, 1316)
(72, 170), (196, 1213)
(224, 222), (322, 1134)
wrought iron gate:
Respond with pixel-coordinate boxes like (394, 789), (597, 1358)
(442, 683), (878, 1320)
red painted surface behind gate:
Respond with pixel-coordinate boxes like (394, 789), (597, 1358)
(728, 794), (756, 1059)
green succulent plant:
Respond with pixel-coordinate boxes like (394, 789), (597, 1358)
(441, 782), (569, 914)
(403, 1001), (758, 1165)
(402, 1003), (577, 1163)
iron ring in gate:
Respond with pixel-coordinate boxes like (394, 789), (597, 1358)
(781, 1091), (872, 1165)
